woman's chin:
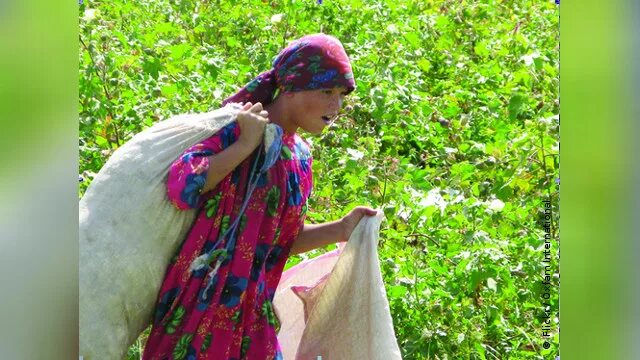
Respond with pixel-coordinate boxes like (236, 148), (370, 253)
(301, 122), (326, 135)
(307, 128), (324, 135)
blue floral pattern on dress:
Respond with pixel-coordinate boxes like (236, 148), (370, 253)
(156, 109), (315, 357)
(299, 158), (310, 174)
(293, 140), (311, 159)
(231, 166), (242, 185)
(287, 171), (302, 206)
(154, 287), (180, 324)
(196, 274), (219, 311)
(180, 173), (207, 208)
(220, 122), (237, 149)
(257, 171), (269, 188)
(180, 149), (213, 164)
(185, 345), (197, 360)
(251, 244), (270, 281)
(192, 240), (217, 278)
(274, 350), (284, 360)
(220, 274), (248, 308)
(265, 245), (283, 272)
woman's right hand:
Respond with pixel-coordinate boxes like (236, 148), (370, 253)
(236, 102), (269, 151)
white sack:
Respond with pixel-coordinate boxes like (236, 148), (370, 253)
(274, 212), (402, 360)
(79, 104), (242, 360)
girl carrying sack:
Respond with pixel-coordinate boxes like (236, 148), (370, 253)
(79, 104), (258, 359)
(81, 34), (385, 360)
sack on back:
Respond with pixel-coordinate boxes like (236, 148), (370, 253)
(79, 104), (241, 360)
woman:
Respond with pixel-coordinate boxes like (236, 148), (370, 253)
(142, 33), (376, 360)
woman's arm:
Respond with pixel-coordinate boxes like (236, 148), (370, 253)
(289, 220), (346, 256)
(290, 206), (378, 255)
(201, 140), (254, 193)
(202, 102), (269, 193)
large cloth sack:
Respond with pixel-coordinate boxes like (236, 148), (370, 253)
(79, 104), (242, 360)
(275, 246), (342, 358)
(274, 212), (402, 360)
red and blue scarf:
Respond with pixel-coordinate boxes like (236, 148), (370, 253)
(222, 34), (356, 106)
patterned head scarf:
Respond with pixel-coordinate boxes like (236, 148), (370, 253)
(222, 34), (356, 106)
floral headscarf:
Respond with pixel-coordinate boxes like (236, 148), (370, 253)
(222, 34), (356, 106)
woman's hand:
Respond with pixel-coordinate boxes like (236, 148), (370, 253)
(199, 102), (268, 194)
(236, 102), (269, 151)
(291, 207), (379, 255)
(339, 206), (379, 242)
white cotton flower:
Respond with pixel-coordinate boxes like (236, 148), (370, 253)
(346, 148), (364, 160)
(487, 199), (505, 212)
(83, 9), (99, 21)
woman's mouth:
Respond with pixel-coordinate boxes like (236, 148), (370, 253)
(322, 115), (335, 125)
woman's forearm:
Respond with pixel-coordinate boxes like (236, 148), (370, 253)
(201, 141), (256, 193)
(289, 220), (346, 255)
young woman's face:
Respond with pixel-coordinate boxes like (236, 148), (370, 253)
(288, 87), (348, 134)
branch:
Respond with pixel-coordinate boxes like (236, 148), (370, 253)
(79, 35), (121, 147)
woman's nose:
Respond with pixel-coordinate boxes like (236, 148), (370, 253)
(332, 96), (343, 112)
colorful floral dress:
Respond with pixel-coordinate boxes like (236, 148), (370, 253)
(142, 121), (313, 360)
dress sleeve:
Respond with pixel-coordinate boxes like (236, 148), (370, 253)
(167, 121), (239, 210)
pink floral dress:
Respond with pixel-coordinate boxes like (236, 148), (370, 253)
(142, 121), (313, 360)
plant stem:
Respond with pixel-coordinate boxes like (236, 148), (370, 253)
(79, 35), (121, 148)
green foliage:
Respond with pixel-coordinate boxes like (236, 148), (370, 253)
(80, 0), (559, 358)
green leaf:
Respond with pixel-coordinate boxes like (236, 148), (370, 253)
(474, 40), (491, 58)
(94, 135), (108, 147)
(161, 84), (178, 98)
(169, 43), (191, 60)
(508, 94), (528, 120)
(142, 57), (162, 79)
(469, 270), (488, 291)
(388, 285), (408, 298)
(404, 31), (421, 48)
(474, 343), (487, 360)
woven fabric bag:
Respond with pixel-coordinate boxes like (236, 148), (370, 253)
(274, 212), (402, 360)
(80, 104), (245, 360)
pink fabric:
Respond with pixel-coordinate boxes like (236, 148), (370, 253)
(278, 245), (343, 286)
(142, 121), (313, 360)
(272, 244), (345, 359)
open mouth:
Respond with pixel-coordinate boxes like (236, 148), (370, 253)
(321, 115), (336, 125)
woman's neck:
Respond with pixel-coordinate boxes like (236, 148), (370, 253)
(265, 95), (298, 135)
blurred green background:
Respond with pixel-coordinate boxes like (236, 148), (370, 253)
(0, 0), (637, 359)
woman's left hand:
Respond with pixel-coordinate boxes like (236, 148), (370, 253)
(340, 206), (379, 242)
